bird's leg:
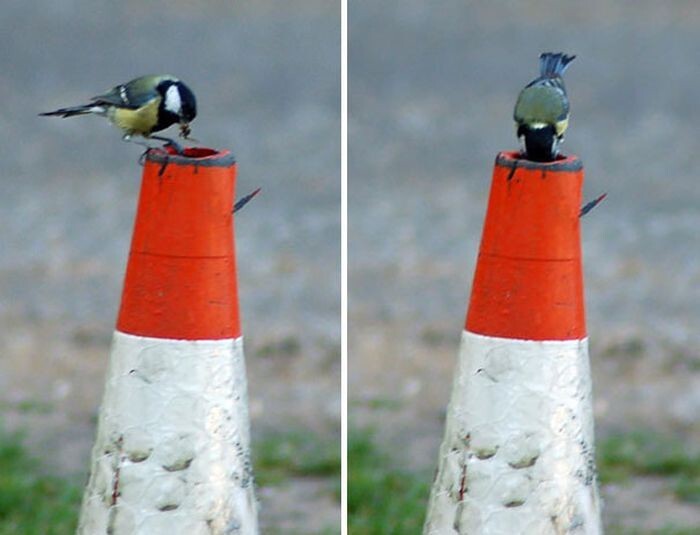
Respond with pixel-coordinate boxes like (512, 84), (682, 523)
(122, 134), (157, 164)
(122, 133), (153, 150)
(149, 135), (184, 155)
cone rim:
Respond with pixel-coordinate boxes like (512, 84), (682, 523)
(146, 146), (236, 167)
(497, 151), (582, 171)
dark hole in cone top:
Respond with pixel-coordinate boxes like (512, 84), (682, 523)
(165, 146), (219, 158)
(508, 151), (568, 163)
(498, 150), (582, 171)
(148, 146), (236, 168)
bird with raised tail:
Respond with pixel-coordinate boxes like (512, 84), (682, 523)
(40, 74), (196, 153)
(514, 52), (575, 162)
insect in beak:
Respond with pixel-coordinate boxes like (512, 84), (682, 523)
(179, 123), (192, 139)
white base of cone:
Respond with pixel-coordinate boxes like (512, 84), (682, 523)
(424, 330), (601, 535)
(78, 331), (258, 535)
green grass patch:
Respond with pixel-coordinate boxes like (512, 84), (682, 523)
(352, 397), (403, 411)
(597, 429), (700, 504)
(0, 429), (81, 534)
(346, 428), (700, 532)
(597, 429), (700, 481)
(0, 400), (53, 415)
(348, 429), (431, 534)
(253, 429), (340, 489)
(673, 474), (700, 504)
(0, 426), (341, 533)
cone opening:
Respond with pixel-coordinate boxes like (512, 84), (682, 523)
(146, 146), (236, 167)
(165, 146), (218, 158)
(497, 151), (582, 171)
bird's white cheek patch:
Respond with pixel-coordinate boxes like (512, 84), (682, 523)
(164, 85), (182, 114)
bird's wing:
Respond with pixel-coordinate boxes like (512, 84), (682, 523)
(514, 82), (569, 125)
(90, 75), (176, 109)
(91, 85), (150, 109)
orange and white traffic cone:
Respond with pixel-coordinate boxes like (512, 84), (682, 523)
(425, 152), (602, 534)
(78, 148), (258, 534)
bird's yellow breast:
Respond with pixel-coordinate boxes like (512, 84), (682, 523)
(108, 97), (161, 136)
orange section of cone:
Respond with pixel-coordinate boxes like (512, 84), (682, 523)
(465, 151), (586, 340)
(117, 149), (240, 340)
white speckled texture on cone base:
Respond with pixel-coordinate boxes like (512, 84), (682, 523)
(424, 331), (601, 535)
(78, 331), (258, 535)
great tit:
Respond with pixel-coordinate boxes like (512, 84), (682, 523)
(40, 75), (197, 151)
(514, 52), (575, 162)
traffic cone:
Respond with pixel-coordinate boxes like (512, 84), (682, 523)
(424, 152), (602, 534)
(78, 148), (259, 534)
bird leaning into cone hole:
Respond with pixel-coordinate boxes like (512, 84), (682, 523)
(40, 74), (197, 155)
(514, 52), (575, 163)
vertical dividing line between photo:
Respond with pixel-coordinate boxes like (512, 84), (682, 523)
(340, 0), (348, 533)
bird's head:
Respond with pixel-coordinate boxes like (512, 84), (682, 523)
(158, 79), (197, 136)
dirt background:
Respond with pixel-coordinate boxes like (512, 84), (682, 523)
(0, 1), (339, 532)
(349, 1), (700, 531)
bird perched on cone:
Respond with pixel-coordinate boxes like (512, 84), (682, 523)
(514, 52), (575, 162)
(40, 75), (196, 152)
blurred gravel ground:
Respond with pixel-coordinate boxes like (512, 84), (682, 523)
(0, 1), (339, 532)
(350, 1), (700, 531)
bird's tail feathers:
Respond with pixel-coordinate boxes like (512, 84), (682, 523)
(39, 104), (105, 118)
(539, 52), (575, 77)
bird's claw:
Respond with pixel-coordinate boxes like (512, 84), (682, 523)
(138, 148), (151, 166)
(148, 135), (184, 155)
(164, 139), (184, 155)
